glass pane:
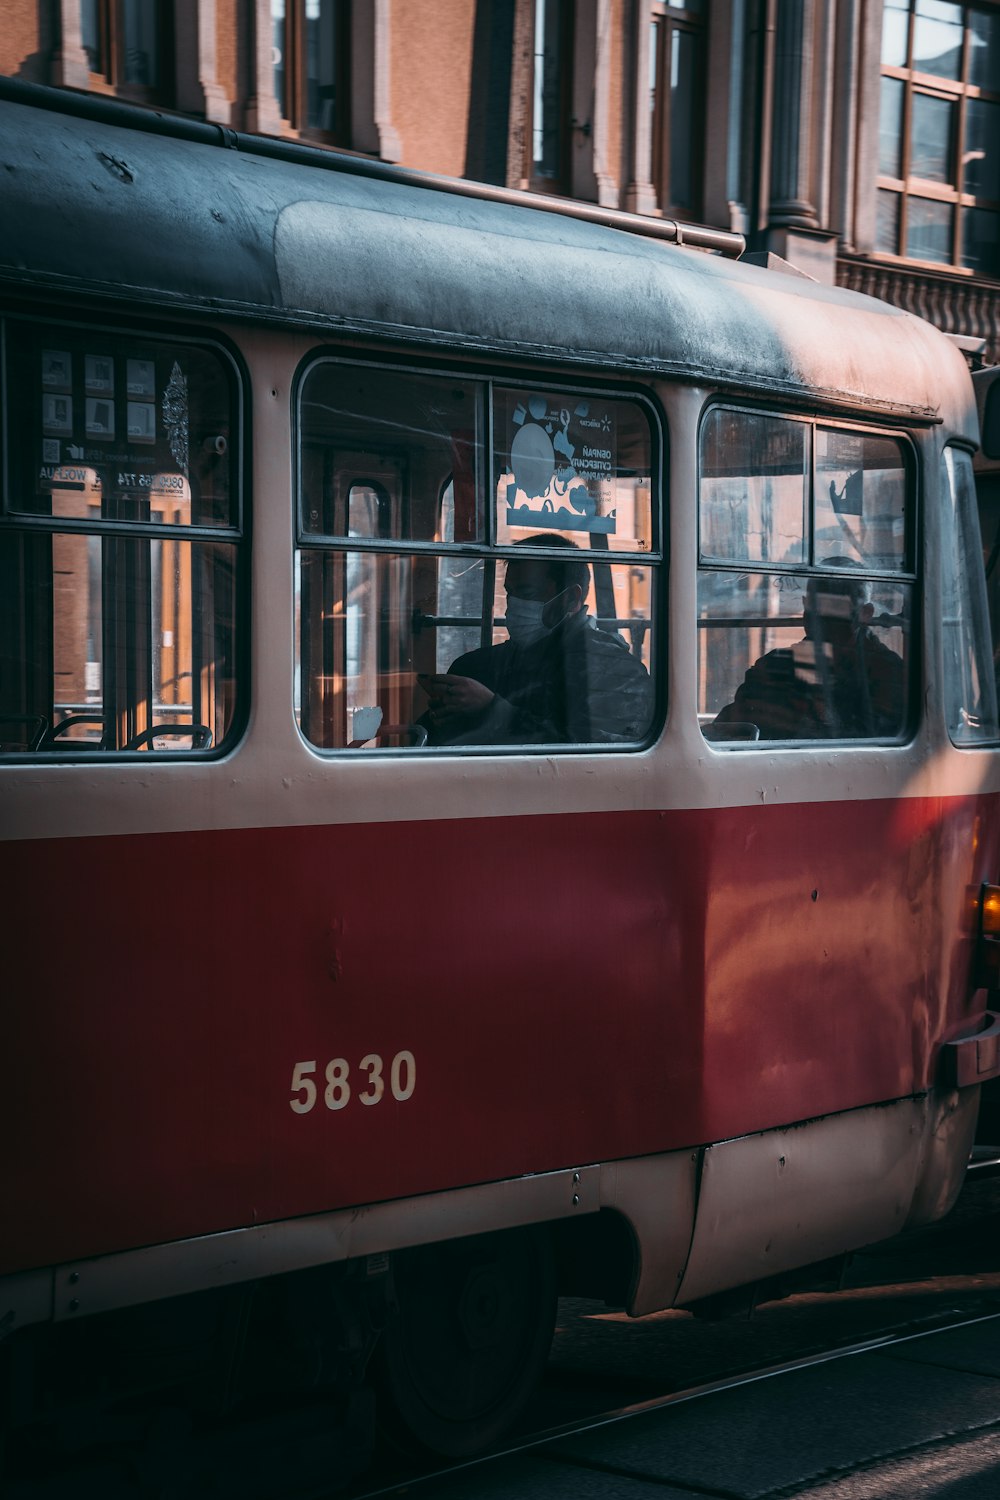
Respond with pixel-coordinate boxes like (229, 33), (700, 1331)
(876, 189), (902, 253)
(906, 196), (954, 261)
(81, 0), (102, 71)
(494, 388), (654, 553)
(296, 549), (655, 749)
(698, 569), (911, 743)
(814, 429), (909, 572)
(941, 448), (1000, 744)
(533, 0), (565, 180)
(699, 409), (807, 566)
(668, 27), (700, 213)
(299, 365), (484, 543)
(7, 330), (237, 528)
(913, 0), (963, 78)
(122, 0), (159, 87)
(961, 205), (1000, 275)
(0, 531), (238, 754)
(306, 0), (339, 132)
(879, 77), (905, 178)
(964, 98), (1000, 199)
(909, 91), (954, 181)
(882, 0), (911, 68)
(969, 6), (1000, 91)
(272, 0), (287, 118)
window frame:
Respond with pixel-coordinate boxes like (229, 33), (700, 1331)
(292, 350), (667, 755)
(876, 1), (1000, 276)
(79, 0), (175, 107)
(524, 0), (575, 195)
(272, 0), (352, 145)
(0, 314), (249, 760)
(649, 0), (708, 221)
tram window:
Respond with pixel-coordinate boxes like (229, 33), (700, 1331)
(700, 409), (807, 566)
(295, 361), (659, 752)
(698, 406), (914, 745)
(941, 447), (1000, 745)
(0, 323), (242, 755)
(814, 430), (908, 571)
(299, 366), (484, 543)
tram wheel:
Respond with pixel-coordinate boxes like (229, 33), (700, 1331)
(374, 1225), (557, 1458)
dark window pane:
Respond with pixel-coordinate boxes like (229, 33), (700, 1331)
(906, 196), (953, 261)
(879, 76), (905, 177)
(882, 0), (911, 68)
(909, 90), (954, 181)
(81, 0), (102, 71)
(669, 28), (700, 212)
(876, 189), (901, 253)
(306, 0), (340, 133)
(968, 6), (1000, 92)
(962, 205), (1000, 275)
(272, 0), (286, 118)
(122, 0), (158, 87)
(913, 0), (963, 79)
(965, 98), (1000, 200)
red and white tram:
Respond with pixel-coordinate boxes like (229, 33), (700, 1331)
(2, 79), (1000, 1468)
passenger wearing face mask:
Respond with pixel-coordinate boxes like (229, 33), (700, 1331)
(419, 534), (654, 746)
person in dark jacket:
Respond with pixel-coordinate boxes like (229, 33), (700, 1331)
(713, 566), (905, 740)
(420, 534), (653, 746)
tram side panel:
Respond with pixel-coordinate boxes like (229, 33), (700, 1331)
(3, 780), (996, 1279)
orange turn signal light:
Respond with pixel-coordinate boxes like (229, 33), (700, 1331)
(982, 884), (1000, 938)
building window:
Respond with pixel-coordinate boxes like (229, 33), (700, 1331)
(525, 0), (574, 192)
(650, 0), (706, 219)
(80, 0), (172, 102)
(272, 0), (350, 141)
(877, 0), (1000, 276)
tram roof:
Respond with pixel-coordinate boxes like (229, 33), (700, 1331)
(0, 85), (976, 437)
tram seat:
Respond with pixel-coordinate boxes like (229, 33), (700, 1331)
(42, 714), (107, 750)
(702, 721), (761, 743)
(126, 724), (213, 751)
(348, 723), (429, 749)
(0, 714), (49, 751)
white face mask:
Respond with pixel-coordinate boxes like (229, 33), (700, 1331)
(503, 595), (549, 644)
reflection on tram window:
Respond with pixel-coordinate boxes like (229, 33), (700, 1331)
(702, 570), (910, 741)
(700, 409), (807, 566)
(295, 361), (660, 751)
(814, 429), (908, 571)
(698, 405), (914, 745)
(942, 447), (1000, 745)
(0, 322), (242, 755)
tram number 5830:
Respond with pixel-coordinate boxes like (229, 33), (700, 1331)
(289, 1052), (416, 1114)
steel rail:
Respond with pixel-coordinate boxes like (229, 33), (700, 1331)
(358, 1305), (1000, 1500)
